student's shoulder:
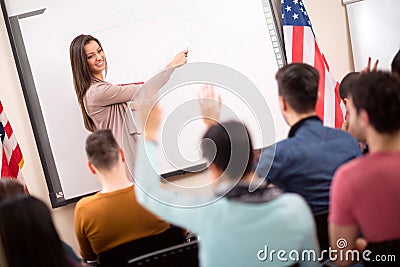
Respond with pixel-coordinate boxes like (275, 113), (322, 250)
(75, 193), (101, 211)
(325, 126), (355, 140)
(274, 193), (314, 224)
(334, 156), (365, 180)
(278, 193), (308, 208)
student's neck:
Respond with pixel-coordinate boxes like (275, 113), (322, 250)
(99, 168), (132, 193)
(367, 130), (400, 153)
(288, 111), (317, 127)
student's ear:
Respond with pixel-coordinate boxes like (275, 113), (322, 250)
(359, 109), (370, 128)
(87, 162), (97, 174)
(279, 96), (287, 112)
(119, 149), (125, 163)
(343, 97), (349, 107)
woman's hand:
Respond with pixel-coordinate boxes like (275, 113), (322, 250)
(167, 49), (188, 68)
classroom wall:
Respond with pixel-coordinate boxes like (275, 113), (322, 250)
(0, 5), (78, 253)
(0, 1), (353, 255)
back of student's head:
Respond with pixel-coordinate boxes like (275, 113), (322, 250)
(201, 121), (253, 180)
(86, 129), (120, 171)
(0, 178), (25, 202)
(276, 63), (319, 114)
(339, 72), (360, 100)
(0, 195), (70, 267)
(350, 71), (400, 134)
(392, 49), (400, 76)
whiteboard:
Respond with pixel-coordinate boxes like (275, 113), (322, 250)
(344, 0), (400, 71)
(2, 0), (287, 207)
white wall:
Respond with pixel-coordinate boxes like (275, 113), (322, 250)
(0, 1), (353, 255)
(302, 0), (355, 80)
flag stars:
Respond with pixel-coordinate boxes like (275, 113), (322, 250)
(292, 13), (299, 20)
(285, 5), (292, 12)
(304, 11), (308, 16)
(282, 14), (285, 19)
(281, 0), (284, 3)
(299, 1), (303, 6)
(293, 0), (299, 4)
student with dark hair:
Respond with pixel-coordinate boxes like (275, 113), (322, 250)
(339, 72), (360, 102)
(339, 71), (371, 154)
(0, 195), (79, 267)
(256, 63), (361, 214)
(69, 34), (187, 178)
(329, 72), (400, 266)
(339, 72), (360, 132)
(0, 178), (82, 265)
(133, 85), (319, 267)
(391, 49), (400, 76)
(75, 129), (183, 265)
(0, 178), (25, 201)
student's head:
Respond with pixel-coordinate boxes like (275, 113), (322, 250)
(339, 72), (360, 101)
(0, 195), (70, 267)
(0, 178), (25, 202)
(348, 71), (400, 140)
(70, 34), (106, 132)
(391, 49), (400, 76)
(201, 121), (253, 181)
(85, 129), (123, 174)
(276, 63), (319, 122)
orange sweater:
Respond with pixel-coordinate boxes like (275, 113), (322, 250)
(74, 185), (170, 260)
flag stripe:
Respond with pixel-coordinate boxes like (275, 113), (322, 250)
(314, 41), (325, 121)
(302, 27), (315, 66)
(283, 26), (293, 63)
(292, 26), (304, 63)
(334, 83), (344, 128)
(4, 122), (12, 139)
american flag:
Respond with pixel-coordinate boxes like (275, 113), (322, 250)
(0, 101), (27, 189)
(282, 0), (344, 128)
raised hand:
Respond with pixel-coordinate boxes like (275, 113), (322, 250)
(361, 57), (379, 73)
(198, 84), (222, 129)
(167, 49), (188, 68)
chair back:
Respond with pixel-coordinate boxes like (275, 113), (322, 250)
(313, 210), (329, 261)
(128, 240), (199, 267)
(98, 226), (185, 267)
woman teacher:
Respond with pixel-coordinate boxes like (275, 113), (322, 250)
(70, 34), (187, 180)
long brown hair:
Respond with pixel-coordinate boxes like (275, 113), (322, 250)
(69, 34), (107, 132)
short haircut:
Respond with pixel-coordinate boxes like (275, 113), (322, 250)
(85, 129), (120, 170)
(201, 121), (253, 180)
(350, 71), (400, 134)
(0, 178), (25, 202)
(339, 72), (360, 100)
(392, 49), (400, 76)
(276, 63), (319, 114)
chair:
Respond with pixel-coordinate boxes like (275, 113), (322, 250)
(313, 210), (329, 262)
(128, 240), (199, 267)
(363, 239), (400, 267)
(98, 226), (185, 267)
